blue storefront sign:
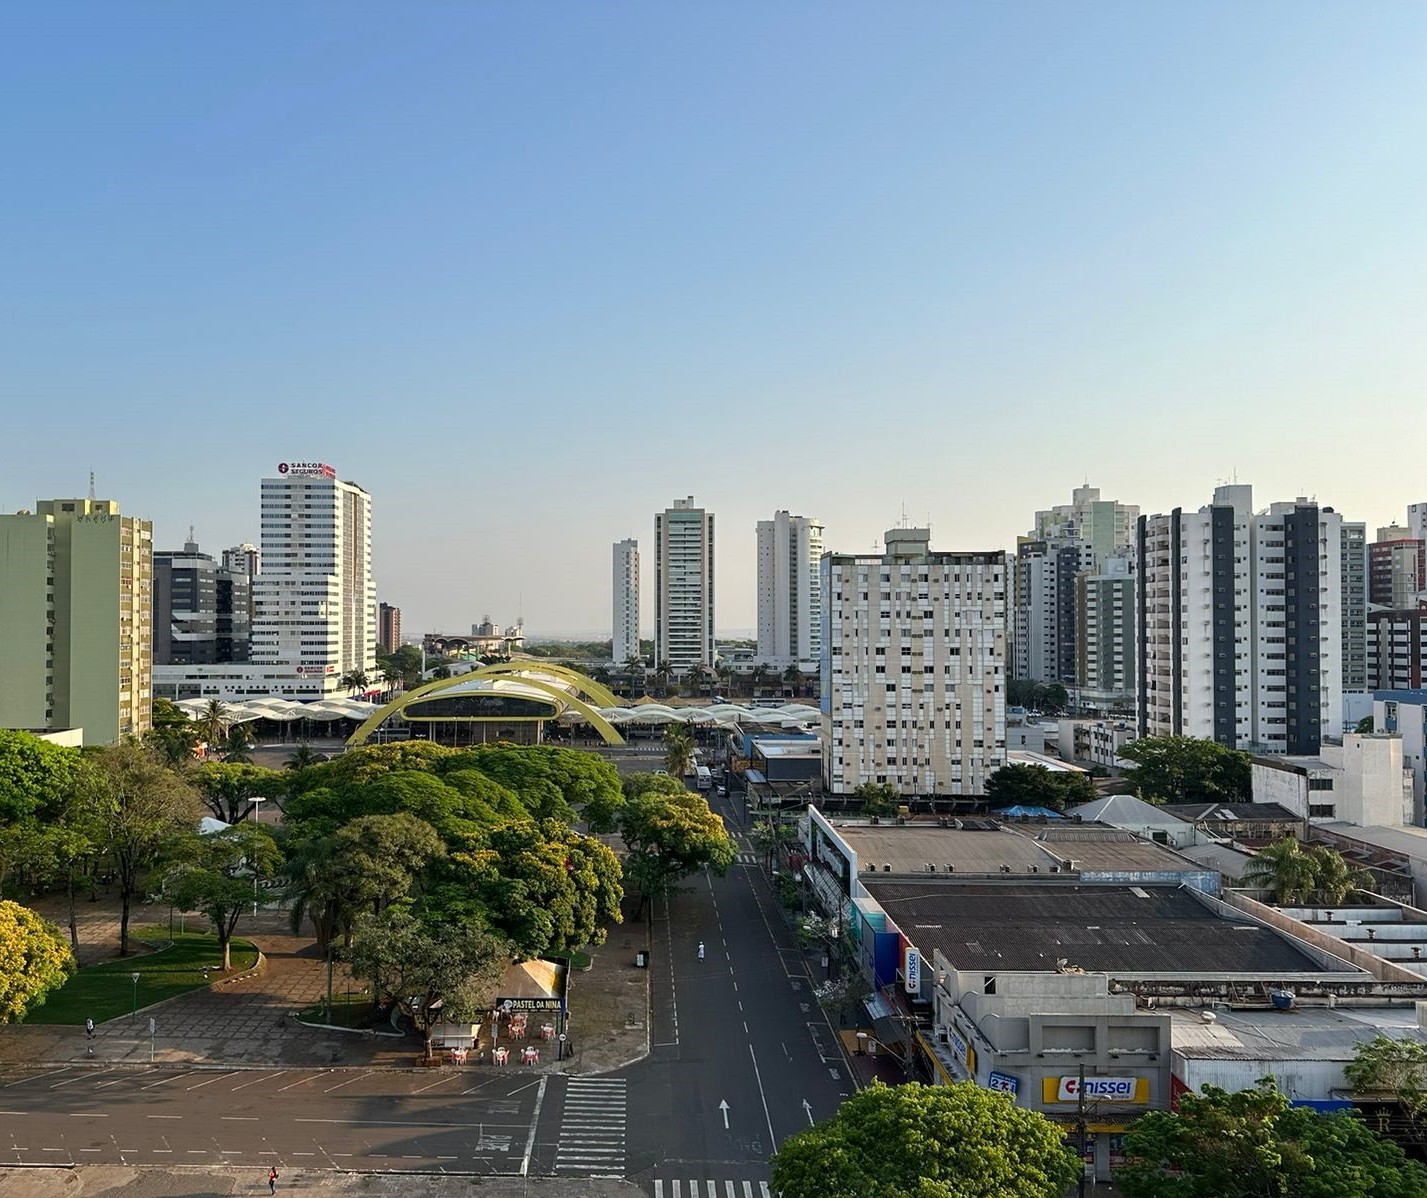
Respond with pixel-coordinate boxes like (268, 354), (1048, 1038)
(988, 1070), (1020, 1096)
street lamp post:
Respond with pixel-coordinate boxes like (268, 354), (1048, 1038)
(130, 972), (140, 1020)
(250, 797), (266, 915)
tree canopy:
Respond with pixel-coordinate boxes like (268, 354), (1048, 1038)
(0, 729), (83, 823)
(1118, 735), (1251, 804)
(163, 822), (282, 970)
(0, 900), (75, 1023)
(770, 1081), (1078, 1198)
(985, 763), (1097, 812)
(1116, 1080), (1427, 1198)
(1241, 838), (1373, 905)
(618, 778), (738, 915)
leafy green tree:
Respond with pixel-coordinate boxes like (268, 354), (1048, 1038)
(771, 1080), (1078, 1198)
(0, 729), (83, 824)
(221, 721), (256, 764)
(662, 722), (695, 778)
(285, 743), (321, 771)
(852, 782), (899, 817)
(193, 700), (229, 754)
(1355, 715), (1375, 734)
(327, 813), (446, 923)
(163, 822), (282, 970)
(443, 819), (623, 957)
(1040, 682), (1069, 715)
(88, 743), (202, 956)
(1345, 1034), (1427, 1120)
(347, 907), (510, 1061)
(0, 901), (75, 1023)
(986, 763), (1096, 812)
(617, 784), (735, 917)
(146, 700), (198, 765)
(194, 762), (283, 824)
(444, 746), (624, 832)
(339, 669), (370, 696)
(1116, 1079), (1427, 1198)
(1118, 735), (1251, 803)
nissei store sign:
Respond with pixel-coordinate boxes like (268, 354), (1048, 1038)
(1044, 1076), (1150, 1104)
(277, 462), (337, 479)
(904, 948), (921, 993)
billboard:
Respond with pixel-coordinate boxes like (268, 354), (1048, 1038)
(904, 947), (921, 993)
(1043, 1076), (1151, 1104)
(987, 1070), (1020, 1096)
(277, 462), (337, 479)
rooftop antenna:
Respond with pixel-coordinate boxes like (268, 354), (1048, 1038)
(87, 471), (96, 501)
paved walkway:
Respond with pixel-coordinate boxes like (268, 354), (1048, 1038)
(9, 890), (650, 1074)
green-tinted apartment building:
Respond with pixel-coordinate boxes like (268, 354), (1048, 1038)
(0, 497), (153, 745)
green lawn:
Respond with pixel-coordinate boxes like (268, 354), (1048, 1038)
(24, 926), (259, 1025)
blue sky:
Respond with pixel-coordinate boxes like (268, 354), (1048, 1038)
(3, 3), (1425, 635)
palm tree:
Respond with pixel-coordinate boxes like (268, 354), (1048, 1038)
(339, 670), (370, 697)
(222, 722), (255, 764)
(195, 699), (227, 753)
(782, 664), (800, 697)
(1308, 846), (1374, 905)
(663, 721), (695, 777)
(751, 663), (770, 697)
(286, 743), (320, 771)
(654, 661), (673, 697)
(1242, 838), (1324, 905)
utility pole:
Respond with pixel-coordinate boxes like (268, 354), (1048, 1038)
(1077, 1062), (1088, 1198)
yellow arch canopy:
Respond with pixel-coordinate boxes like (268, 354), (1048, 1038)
(347, 663), (624, 747)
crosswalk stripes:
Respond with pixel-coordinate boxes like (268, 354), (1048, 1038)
(737, 852), (758, 865)
(552, 1076), (627, 1177)
(651, 1182), (774, 1198)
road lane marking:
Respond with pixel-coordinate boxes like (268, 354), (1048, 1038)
(519, 1074), (547, 1177)
(145, 1115), (181, 1120)
(67, 1112), (107, 1118)
(747, 1044), (778, 1150)
(221, 1116), (258, 1121)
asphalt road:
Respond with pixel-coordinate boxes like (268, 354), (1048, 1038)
(612, 788), (853, 1195)
(0, 1063), (551, 1174)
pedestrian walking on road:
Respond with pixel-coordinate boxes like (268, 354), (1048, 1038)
(268, 1165), (278, 1193)
(697, 941), (705, 960)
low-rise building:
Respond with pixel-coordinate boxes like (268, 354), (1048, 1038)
(1056, 718), (1137, 770)
(1251, 733), (1415, 827)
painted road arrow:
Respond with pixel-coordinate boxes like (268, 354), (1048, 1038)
(718, 1100), (730, 1129)
(802, 1099), (814, 1126)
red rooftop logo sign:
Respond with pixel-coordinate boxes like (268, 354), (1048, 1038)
(277, 462), (337, 479)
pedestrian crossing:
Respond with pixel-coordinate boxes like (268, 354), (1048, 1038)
(736, 851), (758, 865)
(652, 1182), (774, 1198)
(552, 1076), (626, 1176)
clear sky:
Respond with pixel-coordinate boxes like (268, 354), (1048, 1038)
(3, 3), (1425, 637)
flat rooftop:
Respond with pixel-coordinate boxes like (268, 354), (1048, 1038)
(1171, 1004), (1421, 1061)
(832, 823), (1059, 875)
(1027, 827), (1203, 872)
(860, 883), (1330, 975)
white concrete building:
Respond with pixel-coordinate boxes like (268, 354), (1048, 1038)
(1342, 521), (1367, 693)
(1012, 537), (1093, 684)
(654, 497), (714, 673)
(1076, 551), (1136, 710)
(155, 463), (376, 700)
(821, 527), (1006, 797)
(755, 510), (823, 667)
(221, 542), (260, 578)
(611, 539), (640, 666)
(1033, 484), (1139, 569)
(1137, 485), (1345, 754)
(1251, 733), (1415, 827)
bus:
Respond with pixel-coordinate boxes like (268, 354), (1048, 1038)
(695, 765), (712, 790)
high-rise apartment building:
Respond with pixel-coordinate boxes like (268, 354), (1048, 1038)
(1012, 537), (1094, 684)
(222, 542), (260, 578)
(1137, 485), (1343, 754)
(821, 528), (1006, 797)
(1368, 608), (1427, 691)
(1341, 522), (1367, 693)
(154, 534), (251, 665)
(1076, 552), (1136, 708)
(1034, 485), (1139, 569)
(654, 498), (714, 672)
(612, 539), (640, 666)
(1369, 527), (1425, 609)
(0, 497), (152, 745)
(378, 602), (403, 654)
(251, 463), (376, 686)
(756, 511), (824, 666)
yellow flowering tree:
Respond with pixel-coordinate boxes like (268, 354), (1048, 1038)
(0, 901), (75, 1023)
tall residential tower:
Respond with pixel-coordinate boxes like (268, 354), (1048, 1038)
(756, 510), (823, 667)
(612, 539), (640, 665)
(654, 498), (714, 673)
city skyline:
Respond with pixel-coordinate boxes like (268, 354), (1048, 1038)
(4, 4), (1425, 635)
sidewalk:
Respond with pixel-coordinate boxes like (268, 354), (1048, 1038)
(5, 890), (650, 1074)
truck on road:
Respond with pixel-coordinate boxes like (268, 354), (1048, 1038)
(695, 764), (712, 790)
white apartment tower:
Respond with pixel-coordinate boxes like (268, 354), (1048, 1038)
(655, 498), (715, 672)
(1076, 552), (1136, 708)
(1137, 485), (1343, 754)
(250, 463), (376, 688)
(1012, 536), (1094, 684)
(821, 528), (1006, 797)
(612, 539), (640, 666)
(756, 510), (824, 666)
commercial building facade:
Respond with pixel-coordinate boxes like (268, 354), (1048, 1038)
(154, 535), (251, 666)
(1370, 531), (1425, 610)
(755, 510), (823, 667)
(821, 528), (1006, 797)
(378, 602), (402, 654)
(654, 498), (714, 672)
(612, 538), (640, 665)
(0, 497), (153, 745)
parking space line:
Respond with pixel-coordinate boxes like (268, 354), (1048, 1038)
(141, 1073), (194, 1090)
(322, 1073), (369, 1093)
(229, 1070), (286, 1092)
(52, 1071), (109, 1088)
(186, 1071), (241, 1090)
(411, 1074), (462, 1094)
(276, 1072), (329, 1092)
(1, 1069), (72, 1089)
